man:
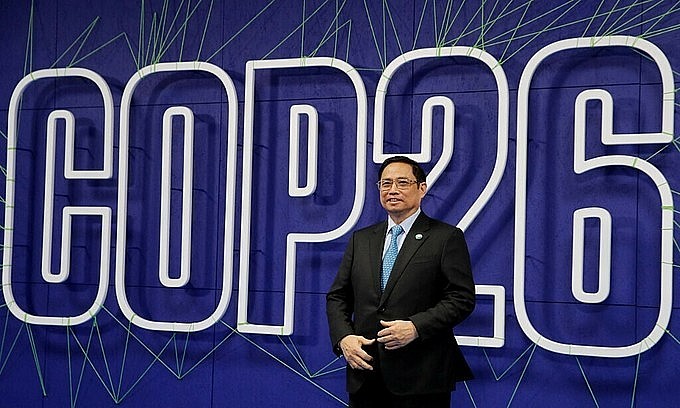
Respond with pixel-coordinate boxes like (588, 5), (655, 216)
(326, 156), (475, 408)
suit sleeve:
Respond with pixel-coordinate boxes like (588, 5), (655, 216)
(409, 228), (475, 341)
(326, 233), (357, 355)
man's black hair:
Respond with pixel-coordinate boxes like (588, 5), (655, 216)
(378, 156), (427, 184)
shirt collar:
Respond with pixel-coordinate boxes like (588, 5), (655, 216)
(386, 208), (421, 237)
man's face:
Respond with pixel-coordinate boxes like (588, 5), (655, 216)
(379, 162), (427, 223)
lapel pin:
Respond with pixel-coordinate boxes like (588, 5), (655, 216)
(415, 233), (423, 240)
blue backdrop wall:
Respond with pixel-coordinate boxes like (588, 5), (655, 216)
(1, 0), (680, 406)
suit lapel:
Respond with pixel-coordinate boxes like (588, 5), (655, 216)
(380, 213), (432, 305)
(369, 222), (388, 295)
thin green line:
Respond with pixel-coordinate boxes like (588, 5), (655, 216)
(179, 331), (235, 379)
(207, 0), (278, 62)
(26, 325), (46, 396)
(645, 142), (671, 161)
(0, 309), (8, 367)
(0, 321), (23, 376)
(479, 0), (505, 45)
(362, 0), (385, 68)
(413, 0), (429, 50)
(67, 326), (74, 408)
(600, 0), (652, 38)
(179, 0), (191, 61)
(643, 18), (680, 38)
(158, 0), (171, 55)
(117, 336), (175, 403)
(448, 0), (489, 48)
(94, 316), (117, 395)
(23, 0), (35, 76)
(70, 321), (124, 402)
(506, 344), (537, 407)
(97, 306), (183, 376)
(495, 0), (581, 66)
(172, 332), (180, 376)
(116, 317), (134, 398)
(309, 0), (348, 57)
(320, 365), (346, 376)
(433, 0), (438, 47)
(665, 328), (680, 345)
(219, 321), (347, 406)
(498, 343), (535, 380)
(451, 0), (534, 47)
(440, 0), (469, 46)
(262, 0), (330, 60)
(436, 0), (455, 46)
(311, 355), (342, 377)
(639, 0), (676, 38)
(476, 0), (486, 50)
(483, 0), (631, 48)
(71, 33), (128, 67)
(121, 33), (140, 69)
(383, 0), (404, 56)
(195, 0), (214, 61)
(157, 0), (203, 61)
(482, 348), (499, 379)
(594, 0), (623, 38)
(68, 17), (99, 67)
(69, 324), (115, 403)
(582, 0), (608, 37)
(309, 0), (347, 57)
(631, 1), (680, 38)
(463, 380), (479, 408)
(302, 0), (307, 57)
(673, 235), (680, 254)
(630, 353), (641, 408)
(345, 19), (352, 60)
(288, 337), (312, 376)
(154, 0), (189, 62)
(179, 331), (190, 375)
(158, 0), (183, 54)
(144, 14), (157, 66)
(138, 0), (145, 70)
(151, 11), (162, 63)
(334, 0), (340, 58)
(151, 8), (164, 63)
(71, 323), (94, 406)
(382, 0), (386, 64)
(278, 335), (310, 376)
(51, 17), (98, 68)
(499, 0), (533, 65)
(575, 356), (600, 407)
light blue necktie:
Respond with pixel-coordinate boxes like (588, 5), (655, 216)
(381, 225), (404, 291)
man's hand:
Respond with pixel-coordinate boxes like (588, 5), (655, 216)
(339, 335), (376, 370)
(377, 320), (419, 350)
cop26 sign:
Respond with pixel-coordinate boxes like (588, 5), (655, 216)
(3, 36), (673, 360)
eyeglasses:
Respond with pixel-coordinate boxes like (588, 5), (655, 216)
(376, 178), (420, 191)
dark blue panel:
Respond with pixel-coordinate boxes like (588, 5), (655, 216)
(0, 316), (49, 408)
(2, 1), (680, 407)
(213, 293), (347, 407)
(0, 1), (57, 110)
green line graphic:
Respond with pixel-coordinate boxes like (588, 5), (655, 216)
(2, 1), (680, 406)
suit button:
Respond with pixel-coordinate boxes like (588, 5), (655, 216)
(378, 307), (386, 313)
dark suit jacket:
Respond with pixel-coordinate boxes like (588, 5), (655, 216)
(326, 212), (475, 395)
